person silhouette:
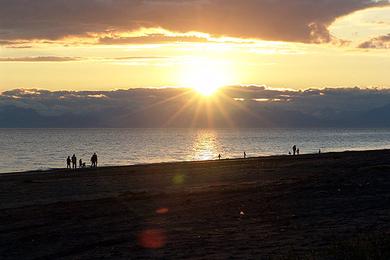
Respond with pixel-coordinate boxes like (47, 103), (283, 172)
(218, 154), (221, 160)
(292, 145), (297, 156)
(91, 153), (98, 167)
(297, 148), (300, 155)
(71, 154), (77, 169)
(93, 153), (98, 167)
(66, 156), (71, 169)
(79, 159), (83, 168)
(319, 149), (321, 154)
(244, 151), (247, 159)
(90, 154), (94, 167)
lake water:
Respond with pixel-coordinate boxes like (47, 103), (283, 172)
(0, 128), (390, 173)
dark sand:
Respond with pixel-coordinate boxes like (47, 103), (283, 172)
(1, 150), (390, 259)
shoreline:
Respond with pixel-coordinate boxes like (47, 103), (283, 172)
(1, 148), (390, 258)
(2, 148), (389, 176)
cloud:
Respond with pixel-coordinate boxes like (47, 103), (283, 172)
(358, 33), (390, 48)
(0, 55), (169, 64)
(99, 34), (210, 45)
(0, 0), (387, 45)
(0, 56), (81, 62)
(110, 56), (168, 60)
(4, 45), (33, 49)
(2, 86), (390, 127)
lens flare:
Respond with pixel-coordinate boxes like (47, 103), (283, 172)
(138, 229), (167, 249)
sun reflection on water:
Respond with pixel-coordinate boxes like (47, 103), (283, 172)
(189, 130), (221, 161)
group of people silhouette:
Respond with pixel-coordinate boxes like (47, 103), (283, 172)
(65, 146), (319, 170)
(66, 153), (98, 169)
(290, 145), (300, 156)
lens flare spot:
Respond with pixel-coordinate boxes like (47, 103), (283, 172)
(156, 208), (169, 214)
(173, 174), (185, 185)
(138, 229), (166, 249)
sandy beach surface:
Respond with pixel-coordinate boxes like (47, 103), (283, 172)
(1, 150), (390, 259)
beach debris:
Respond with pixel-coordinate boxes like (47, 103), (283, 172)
(138, 229), (166, 249)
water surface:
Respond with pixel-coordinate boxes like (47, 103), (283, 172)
(0, 128), (389, 173)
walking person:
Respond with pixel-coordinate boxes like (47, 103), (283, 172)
(66, 156), (71, 169)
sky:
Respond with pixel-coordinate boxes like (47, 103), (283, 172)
(0, 0), (390, 92)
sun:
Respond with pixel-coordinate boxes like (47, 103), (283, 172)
(180, 59), (234, 96)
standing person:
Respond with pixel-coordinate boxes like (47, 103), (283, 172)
(297, 148), (300, 155)
(93, 153), (98, 167)
(292, 145), (297, 156)
(91, 153), (98, 167)
(244, 151), (247, 159)
(90, 154), (95, 167)
(218, 154), (221, 160)
(66, 156), (71, 169)
(79, 159), (83, 168)
(71, 154), (77, 169)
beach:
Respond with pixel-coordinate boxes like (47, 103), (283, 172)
(1, 150), (390, 259)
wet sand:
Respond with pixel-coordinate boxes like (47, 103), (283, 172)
(1, 150), (390, 259)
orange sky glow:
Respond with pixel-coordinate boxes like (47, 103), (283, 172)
(0, 1), (389, 92)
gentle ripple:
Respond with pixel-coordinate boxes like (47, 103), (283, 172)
(0, 128), (390, 173)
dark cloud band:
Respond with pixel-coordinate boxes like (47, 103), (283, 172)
(359, 33), (390, 49)
(0, 0), (388, 44)
(1, 86), (390, 127)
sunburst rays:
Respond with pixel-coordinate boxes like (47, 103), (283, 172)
(146, 87), (262, 128)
